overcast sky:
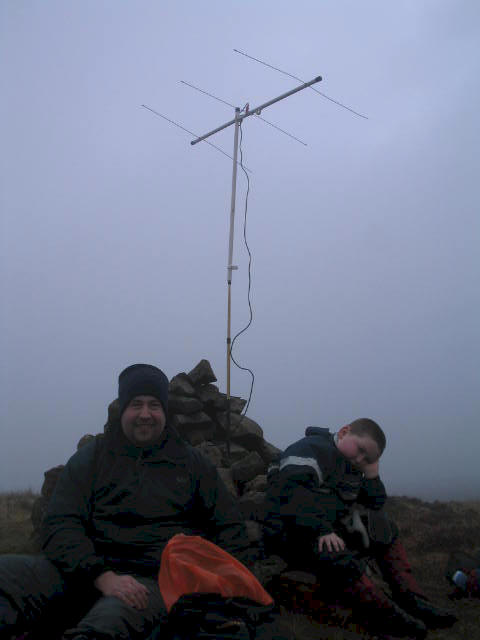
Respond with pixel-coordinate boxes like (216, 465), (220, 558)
(1, 1), (479, 500)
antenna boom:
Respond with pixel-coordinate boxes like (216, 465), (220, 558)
(191, 75), (321, 145)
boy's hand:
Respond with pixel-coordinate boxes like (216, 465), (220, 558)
(357, 460), (379, 479)
(318, 533), (345, 553)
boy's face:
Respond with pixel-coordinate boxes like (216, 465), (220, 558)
(336, 425), (381, 469)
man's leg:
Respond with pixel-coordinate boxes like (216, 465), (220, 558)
(0, 554), (71, 639)
(62, 576), (167, 640)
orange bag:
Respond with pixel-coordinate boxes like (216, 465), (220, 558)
(158, 533), (273, 612)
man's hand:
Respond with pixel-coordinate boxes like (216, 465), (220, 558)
(94, 571), (149, 609)
(318, 533), (345, 553)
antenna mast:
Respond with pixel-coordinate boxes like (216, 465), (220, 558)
(191, 75), (322, 448)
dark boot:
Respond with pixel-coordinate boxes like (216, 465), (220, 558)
(378, 539), (457, 628)
(394, 591), (458, 628)
(345, 574), (427, 639)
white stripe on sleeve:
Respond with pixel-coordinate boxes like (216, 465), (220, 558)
(279, 456), (323, 486)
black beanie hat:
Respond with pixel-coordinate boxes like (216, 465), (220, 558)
(118, 364), (169, 417)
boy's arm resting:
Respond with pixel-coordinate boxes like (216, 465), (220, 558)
(41, 442), (107, 582)
(360, 460), (380, 479)
(353, 459), (387, 509)
(358, 474), (387, 510)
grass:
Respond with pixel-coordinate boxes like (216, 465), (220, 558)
(0, 489), (38, 554)
(0, 491), (479, 639)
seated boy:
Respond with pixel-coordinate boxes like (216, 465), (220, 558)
(264, 418), (456, 639)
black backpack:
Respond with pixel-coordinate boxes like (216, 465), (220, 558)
(157, 592), (283, 640)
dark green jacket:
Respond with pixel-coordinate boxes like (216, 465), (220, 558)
(42, 423), (248, 582)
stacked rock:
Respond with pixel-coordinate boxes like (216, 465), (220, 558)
(30, 437), (96, 547)
(167, 359), (281, 565)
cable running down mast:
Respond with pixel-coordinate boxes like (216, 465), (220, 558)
(190, 75), (322, 451)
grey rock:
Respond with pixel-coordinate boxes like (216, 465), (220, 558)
(244, 474), (268, 494)
(172, 411), (213, 429)
(172, 412), (215, 445)
(105, 398), (120, 433)
(194, 441), (226, 468)
(169, 373), (196, 397)
(257, 440), (282, 464)
(253, 555), (288, 586)
(218, 393), (247, 414)
(225, 442), (250, 464)
(245, 520), (263, 543)
(239, 490), (266, 521)
(31, 465), (66, 548)
(216, 411), (263, 442)
(41, 465), (65, 498)
(188, 359), (217, 386)
(181, 428), (213, 446)
(217, 413), (264, 450)
(169, 395), (203, 415)
(231, 414), (263, 440)
(217, 467), (238, 497)
(77, 434), (95, 450)
(231, 451), (266, 484)
(200, 390), (246, 413)
(197, 384), (222, 407)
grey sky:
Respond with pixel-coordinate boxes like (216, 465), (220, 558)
(1, 1), (479, 500)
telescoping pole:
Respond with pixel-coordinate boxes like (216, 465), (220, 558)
(226, 107), (241, 456)
(190, 76), (322, 457)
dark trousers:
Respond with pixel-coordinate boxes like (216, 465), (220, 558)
(316, 516), (399, 587)
(315, 533), (396, 586)
(0, 554), (167, 640)
(270, 518), (399, 589)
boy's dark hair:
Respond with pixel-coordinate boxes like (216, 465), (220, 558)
(349, 418), (386, 454)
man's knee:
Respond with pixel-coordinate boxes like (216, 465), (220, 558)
(0, 554), (66, 636)
(0, 554), (63, 592)
(76, 595), (135, 634)
(66, 582), (167, 640)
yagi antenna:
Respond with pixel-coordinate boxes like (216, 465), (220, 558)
(188, 74), (322, 449)
(180, 80), (308, 146)
(234, 48), (369, 120)
(141, 104), (252, 172)
(143, 65), (359, 452)
(190, 76), (321, 145)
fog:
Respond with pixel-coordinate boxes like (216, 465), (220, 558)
(1, 1), (479, 501)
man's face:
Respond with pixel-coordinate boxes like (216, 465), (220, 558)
(120, 395), (166, 446)
(336, 425), (380, 469)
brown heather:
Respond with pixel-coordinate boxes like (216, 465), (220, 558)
(0, 491), (479, 639)
(0, 490), (37, 554)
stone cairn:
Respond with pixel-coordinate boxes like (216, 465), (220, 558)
(31, 360), (292, 587)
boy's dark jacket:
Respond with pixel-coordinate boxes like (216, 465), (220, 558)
(42, 422), (248, 582)
(264, 427), (387, 549)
